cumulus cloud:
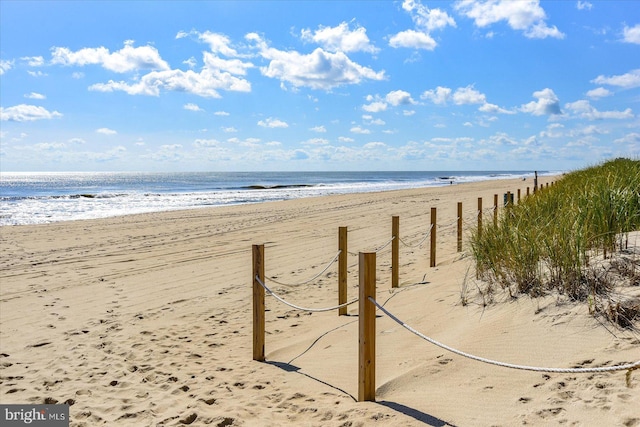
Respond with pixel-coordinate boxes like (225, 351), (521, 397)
(338, 136), (355, 143)
(247, 33), (385, 90)
(24, 92), (46, 100)
(362, 101), (388, 113)
(0, 59), (13, 75)
(389, 30), (437, 50)
(21, 56), (45, 67)
(310, 125), (327, 133)
(350, 126), (371, 134)
(184, 103), (203, 112)
(96, 127), (117, 135)
(623, 24), (640, 44)
(520, 88), (562, 115)
(0, 104), (62, 122)
(385, 90), (416, 106)
(421, 86), (452, 104)
(214, 111), (230, 116)
(51, 40), (170, 73)
(452, 85), (486, 105)
(301, 22), (379, 53)
(390, 0), (455, 50)
(564, 100), (634, 120)
(576, 1), (593, 10)
(614, 132), (640, 144)
(592, 69), (640, 88)
(258, 117), (289, 128)
(454, 0), (565, 39)
(586, 87), (612, 99)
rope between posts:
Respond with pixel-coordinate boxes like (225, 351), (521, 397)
(368, 297), (640, 375)
(374, 236), (395, 253)
(267, 250), (341, 287)
(256, 276), (358, 312)
(399, 224), (433, 248)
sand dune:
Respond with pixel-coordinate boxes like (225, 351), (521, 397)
(1, 176), (638, 426)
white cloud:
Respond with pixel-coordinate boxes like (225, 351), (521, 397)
(310, 125), (327, 133)
(452, 85), (486, 105)
(214, 111), (230, 116)
(247, 33), (385, 90)
(258, 117), (289, 128)
(385, 90), (416, 106)
(184, 103), (203, 112)
(0, 59), (13, 75)
(479, 102), (514, 114)
(350, 126), (371, 134)
(183, 57), (197, 68)
(390, 0), (455, 50)
(197, 31), (243, 57)
(338, 136), (355, 143)
(614, 132), (640, 144)
(564, 100), (634, 120)
(586, 87), (612, 99)
(454, 0), (565, 39)
(302, 138), (330, 145)
(24, 92), (46, 100)
(520, 88), (562, 115)
(51, 40), (170, 73)
(21, 56), (45, 67)
(403, 110), (416, 116)
(591, 69), (640, 88)
(576, 1), (593, 10)
(89, 66), (251, 98)
(96, 127), (117, 135)
(421, 86), (452, 104)
(301, 22), (379, 53)
(363, 141), (386, 149)
(72, 72), (84, 79)
(389, 29), (437, 50)
(623, 24), (640, 44)
(222, 127), (237, 133)
(194, 138), (221, 147)
(362, 101), (388, 113)
(27, 70), (47, 77)
(0, 104), (62, 122)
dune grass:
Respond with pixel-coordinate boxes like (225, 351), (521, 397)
(470, 158), (640, 326)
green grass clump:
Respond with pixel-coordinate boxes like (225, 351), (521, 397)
(471, 158), (640, 317)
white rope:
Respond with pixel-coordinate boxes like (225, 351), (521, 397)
(399, 224), (434, 248)
(374, 236), (395, 253)
(257, 276), (359, 312)
(368, 297), (640, 374)
(267, 250), (341, 287)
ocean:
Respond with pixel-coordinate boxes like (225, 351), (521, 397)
(0, 171), (548, 226)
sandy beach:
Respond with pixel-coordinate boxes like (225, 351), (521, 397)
(1, 176), (638, 426)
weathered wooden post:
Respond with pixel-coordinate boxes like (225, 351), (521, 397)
(526, 187), (530, 197)
(493, 194), (498, 227)
(338, 227), (348, 316)
(430, 207), (437, 268)
(392, 216), (399, 288)
(358, 252), (376, 402)
(477, 197), (483, 240)
(252, 244), (265, 361)
(517, 188), (521, 203)
(457, 202), (463, 252)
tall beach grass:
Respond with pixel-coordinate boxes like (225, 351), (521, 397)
(470, 158), (640, 326)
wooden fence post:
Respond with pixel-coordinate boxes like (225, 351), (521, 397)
(392, 216), (399, 288)
(338, 227), (348, 316)
(358, 252), (376, 402)
(517, 188), (521, 203)
(477, 197), (483, 240)
(430, 207), (437, 268)
(457, 202), (462, 252)
(493, 194), (498, 227)
(526, 187), (530, 197)
(252, 244), (265, 362)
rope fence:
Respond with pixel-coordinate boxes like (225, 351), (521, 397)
(249, 179), (637, 405)
(368, 296), (640, 375)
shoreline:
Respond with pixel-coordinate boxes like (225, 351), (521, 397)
(2, 174), (637, 426)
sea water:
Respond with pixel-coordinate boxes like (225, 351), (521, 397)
(0, 171), (548, 226)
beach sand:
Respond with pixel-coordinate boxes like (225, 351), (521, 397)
(1, 176), (638, 426)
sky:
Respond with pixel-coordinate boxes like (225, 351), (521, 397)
(1, 0), (639, 172)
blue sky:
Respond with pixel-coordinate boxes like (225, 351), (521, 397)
(1, 0), (639, 172)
